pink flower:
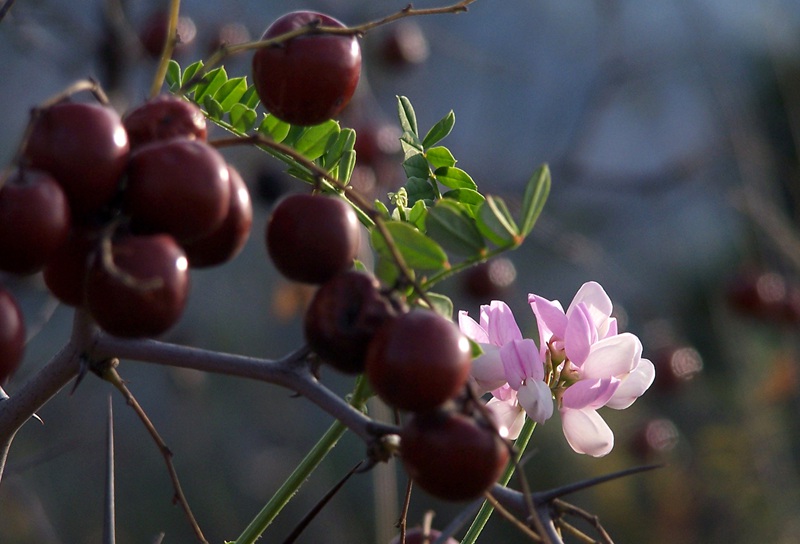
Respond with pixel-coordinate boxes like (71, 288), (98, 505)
(528, 283), (655, 457)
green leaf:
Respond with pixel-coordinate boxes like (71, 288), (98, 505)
(407, 199), (427, 230)
(406, 177), (437, 205)
(374, 200), (391, 219)
(194, 66), (227, 102)
(477, 195), (520, 247)
(397, 95), (418, 137)
(229, 104), (258, 132)
(292, 120), (339, 160)
(425, 146), (456, 169)
(370, 221), (449, 272)
(214, 76), (248, 110)
(422, 110), (455, 149)
(322, 128), (355, 170)
(180, 60), (204, 91)
(443, 188), (485, 208)
(258, 114), (291, 142)
(519, 163), (551, 237)
(374, 255), (404, 287)
(403, 153), (430, 180)
(434, 166), (477, 190)
(420, 292), (454, 319)
(166, 60), (181, 91)
(426, 200), (486, 257)
(241, 85), (261, 109)
(337, 149), (356, 184)
(400, 132), (424, 158)
(203, 95), (224, 120)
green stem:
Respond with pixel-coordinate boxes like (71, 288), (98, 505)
(460, 418), (537, 544)
(420, 243), (517, 292)
(233, 376), (372, 544)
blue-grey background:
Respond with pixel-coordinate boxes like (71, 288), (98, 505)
(2, 0), (800, 542)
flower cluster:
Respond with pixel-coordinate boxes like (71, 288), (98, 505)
(458, 281), (655, 457)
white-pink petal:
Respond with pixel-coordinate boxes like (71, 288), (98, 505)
(561, 377), (619, 410)
(606, 358), (656, 409)
(500, 338), (542, 389)
(580, 333), (641, 379)
(458, 310), (489, 343)
(564, 303), (596, 365)
(486, 395), (526, 440)
(469, 345), (508, 393)
(561, 407), (614, 457)
(529, 294), (567, 349)
(517, 378), (554, 423)
(484, 300), (523, 345)
(567, 282), (613, 325)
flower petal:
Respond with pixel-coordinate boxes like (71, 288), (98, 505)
(561, 377), (619, 410)
(469, 345), (508, 393)
(500, 338), (542, 389)
(581, 333), (641, 379)
(564, 303), (596, 365)
(606, 358), (656, 409)
(529, 294), (567, 351)
(486, 395), (526, 440)
(458, 310), (489, 343)
(518, 378), (554, 423)
(560, 407), (614, 457)
(484, 300), (523, 345)
(567, 281), (613, 326)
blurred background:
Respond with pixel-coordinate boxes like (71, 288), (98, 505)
(2, 0), (800, 542)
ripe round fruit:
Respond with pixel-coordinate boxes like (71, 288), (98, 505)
(365, 309), (471, 412)
(123, 94), (207, 149)
(126, 138), (231, 243)
(266, 193), (359, 284)
(0, 168), (71, 275)
(252, 11), (361, 126)
(400, 410), (509, 502)
(139, 10), (197, 59)
(0, 287), (25, 384)
(389, 528), (458, 544)
(182, 166), (253, 268)
(43, 227), (100, 307)
(85, 234), (189, 337)
(23, 101), (129, 218)
(304, 271), (394, 374)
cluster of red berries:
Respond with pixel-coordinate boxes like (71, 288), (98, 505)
(266, 192), (509, 503)
(0, 94), (252, 350)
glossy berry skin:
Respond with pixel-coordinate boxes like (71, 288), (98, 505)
(23, 102), (129, 218)
(139, 10), (197, 59)
(85, 234), (189, 338)
(389, 528), (458, 544)
(266, 193), (359, 284)
(304, 271), (395, 374)
(400, 410), (509, 502)
(43, 227), (100, 307)
(123, 94), (207, 149)
(0, 287), (25, 384)
(365, 310), (472, 412)
(0, 168), (71, 275)
(182, 166), (253, 268)
(126, 138), (231, 243)
(252, 11), (361, 126)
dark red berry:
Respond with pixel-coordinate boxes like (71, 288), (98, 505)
(0, 286), (25, 384)
(182, 166), (253, 268)
(43, 227), (101, 307)
(126, 138), (231, 243)
(123, 94), (207, 149)
(400, 410), (509, 502)
(23, 102), (129, 218)
(380, 21), (429, 68)
(304, 271), (395, 374)
(139, 10), (197, 59)
(0, 168), (71, 275)
(252, 11), (361, 126)
(461, 257), (517, 300)
(265, 193), (360, 284)
(365, 309), (471, 412)
(85, 233), (190, 337)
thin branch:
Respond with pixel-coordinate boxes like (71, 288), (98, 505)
(149, 0), (181, 97)
(104, 395), (116, 544)
(483, 491), (542, 542)
(96, 360), (207, 544)
(0, 0), (16, 22)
